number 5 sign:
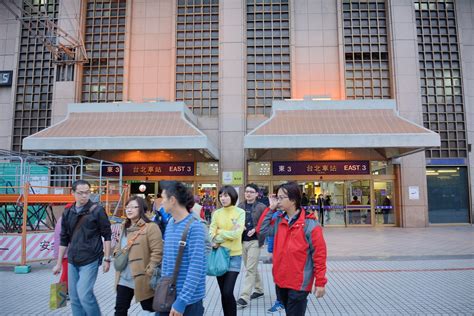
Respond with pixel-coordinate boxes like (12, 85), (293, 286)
(0, 71), (13, 86)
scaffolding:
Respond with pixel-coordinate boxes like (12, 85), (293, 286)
(0, 0), (88, 65)
(0, 150), (128, 266)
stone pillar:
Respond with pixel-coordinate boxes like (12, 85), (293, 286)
(291, 0), (342, 100)
(218, 0), (246, 188)
(126, 0), (174, 102)
(457, 0), (474, 222)
(0, 3), (20, 150)
(390, 0), (429, 227)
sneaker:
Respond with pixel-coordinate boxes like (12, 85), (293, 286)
(263, 258), (273, 264)
(236, 298), (248, 308)
(250, 292), (264, 300)
(267, 301), (284, 313)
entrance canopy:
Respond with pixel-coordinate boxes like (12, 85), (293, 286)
(244, 100), (440, 158)
(23, 102), (219, 159)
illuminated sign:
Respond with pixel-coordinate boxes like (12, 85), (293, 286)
(103, 162), (195, 176)
(272, 161), (370, 175)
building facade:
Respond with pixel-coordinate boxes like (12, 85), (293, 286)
(0, 0), (472, 227)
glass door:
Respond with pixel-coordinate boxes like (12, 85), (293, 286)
(196, 182), (217, 223)
(345, 180), (371, 225)
(374, 180), (395, 225)
(322, 181), (345, 226)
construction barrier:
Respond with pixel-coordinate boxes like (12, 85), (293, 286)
(0, 182), (129, 267)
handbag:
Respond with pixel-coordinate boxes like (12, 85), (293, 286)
(49, 282), (67, 310)
(153, 218), (195, 313)
(113, 224), (146, 272)
(206, 246), (231, 276)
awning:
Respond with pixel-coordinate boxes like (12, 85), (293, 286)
(244, 100), (440, 158)
(23, 102), (219, 159)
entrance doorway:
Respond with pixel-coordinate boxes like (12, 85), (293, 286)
(295, 180), (395, 226)
(373, 180), (394, 225)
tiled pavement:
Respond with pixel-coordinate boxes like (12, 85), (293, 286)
(1, 226), (473, 315)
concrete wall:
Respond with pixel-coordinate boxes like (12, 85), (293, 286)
(126, 0), (174, 102)
(291, 0), (342, 100)
(390, 0), (429, 227)
(218, 0), (246, 185)
(457, 0), (474, 221)
(0, 2), (20, 150)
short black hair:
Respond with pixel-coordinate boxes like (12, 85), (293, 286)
(353, 196), (358, 201)
(218, 185), (238, 206)
(161, 181), (194, 212)
(245, 183), (259, 193)
(72, 179), (91, 191)
(278, 182), (301, 210)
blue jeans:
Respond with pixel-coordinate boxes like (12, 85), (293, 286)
(157, 299), (204, 316)
(68, 260), (101, 316)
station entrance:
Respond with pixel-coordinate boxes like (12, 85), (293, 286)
(250, 179), (396, 227)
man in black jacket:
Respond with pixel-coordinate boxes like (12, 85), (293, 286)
(53, 180), (112, 315)
(236, 183), (267, 309)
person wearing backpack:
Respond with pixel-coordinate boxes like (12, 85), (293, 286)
(52, 180), (112, 315)
(259, 182), (327, 316)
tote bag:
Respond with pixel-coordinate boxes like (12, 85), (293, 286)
(206, 246), (230, 276)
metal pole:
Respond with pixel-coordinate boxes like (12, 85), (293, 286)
(106, 179), (109, 215)
(21, 182), (29, 266)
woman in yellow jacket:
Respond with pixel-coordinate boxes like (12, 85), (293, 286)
(114, 195), (163, 315)
(209, 185), (245, 316)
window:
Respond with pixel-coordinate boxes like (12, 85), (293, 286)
(343, 1), (391, 100)
(246, 0), (291, 116)
(12, 0), (58, 151)
(415, 0), (466, 158)
(175, 0), (219, 116)
(81, 0), (126, 103)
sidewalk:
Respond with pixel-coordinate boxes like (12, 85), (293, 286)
(1, 226), (473, 315)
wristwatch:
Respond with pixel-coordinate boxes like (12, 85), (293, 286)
(103, 256), (112, 263)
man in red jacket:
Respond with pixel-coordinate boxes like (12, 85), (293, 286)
(258, 182), (327, 316)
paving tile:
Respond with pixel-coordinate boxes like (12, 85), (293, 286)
(1, 226), (473, 315)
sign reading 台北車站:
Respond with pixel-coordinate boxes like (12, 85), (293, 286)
(272, 161), (370, 175)
(102, 162), (194, 177)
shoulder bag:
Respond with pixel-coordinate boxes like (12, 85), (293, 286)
(113, 224), (146, 272)
(153, 218), (195, 312)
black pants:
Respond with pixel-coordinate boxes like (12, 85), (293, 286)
(275, 284), (281, 303)
(217, 271), (239, 316)
(277, 286), (309, 316)
(115, 284), (154, 316)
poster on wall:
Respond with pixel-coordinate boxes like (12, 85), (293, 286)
(222, 171), (243, 185)
(408, 186), (419, 200)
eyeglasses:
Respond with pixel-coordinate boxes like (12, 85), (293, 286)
(75, 190), (91, 196)
(125, 206), (139, 210)
(276, 196), (288, 201)
(244, 190), (257, 194)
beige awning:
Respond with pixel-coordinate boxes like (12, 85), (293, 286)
(23, 102), (219, 159)
(244, 100), (440, 158)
